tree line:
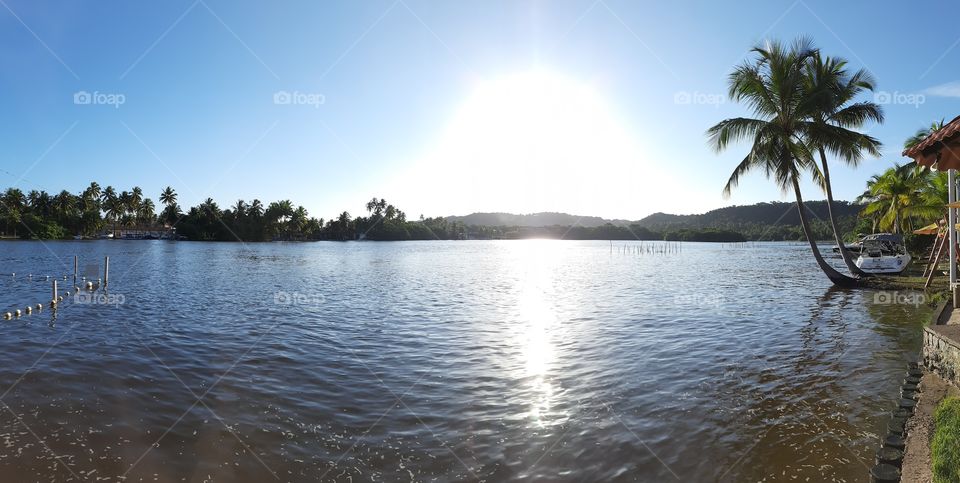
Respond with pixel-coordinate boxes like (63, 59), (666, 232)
(0, 187), (462, 241)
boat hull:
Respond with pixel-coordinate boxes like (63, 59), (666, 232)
(855, 253), (911, 274)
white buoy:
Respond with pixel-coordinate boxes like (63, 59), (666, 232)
(24, 307), (31, 315)
(14, 309), (21, 317)
(3, 313), (10, 320)
(36, 304), (42, 311)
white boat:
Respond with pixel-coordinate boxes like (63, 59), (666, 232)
(855, 233), (911, 274)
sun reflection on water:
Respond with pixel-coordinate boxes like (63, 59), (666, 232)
(512, 240), (563, 427)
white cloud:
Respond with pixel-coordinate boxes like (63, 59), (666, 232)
(924, 81), (960, 98)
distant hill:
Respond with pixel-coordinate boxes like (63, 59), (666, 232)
(446, 200), (865, 241)
(636, 200), (862, 230)
(445, 212), (631, 228)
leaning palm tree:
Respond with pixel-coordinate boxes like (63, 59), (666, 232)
(707, 38), (857, 287)
(803, 54), (884, 276)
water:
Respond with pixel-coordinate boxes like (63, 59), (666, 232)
(0, 240), (933, 482)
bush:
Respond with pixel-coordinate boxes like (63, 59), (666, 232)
(933, 397), (960, 483)
(905, 233), (936, 257)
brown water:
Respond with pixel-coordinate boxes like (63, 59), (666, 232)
(0, 240), (933, 481)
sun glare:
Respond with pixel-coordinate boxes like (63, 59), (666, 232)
(395, 70), (667, 218)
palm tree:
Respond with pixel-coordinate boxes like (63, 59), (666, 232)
(98, 186), (121, 235)
(118, 191), (133, 226)
(161, 203), (181, 227)
(248, 199), (264, 218)
(291, 206), (308, 234)
(159, 186), (177, 207)
(200, 198), (220, 218)
(232, 199), (247, 218)
(803, 53), (884, 276)
(2, 188), (25, 237)
(707, 38), (857, 286)
(138, 199), (156, 225)
(858, 164), (941, 233)
(366, 197), (382, 216)
(904, 119), (945, 150)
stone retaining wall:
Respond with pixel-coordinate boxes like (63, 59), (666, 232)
(923, 325), (960, 386)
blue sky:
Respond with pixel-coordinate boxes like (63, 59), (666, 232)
(1, 0), (959, 220)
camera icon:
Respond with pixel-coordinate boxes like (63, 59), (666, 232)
(273, 291), (292, 305)
(873, 292), (892, 304)
(74, 91), (92, 105)
(674, 91), (691, 105)
(873, 91), (891, 105)
(273, 90), (292, 105)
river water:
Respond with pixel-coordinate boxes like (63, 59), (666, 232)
(0, 240), (932, 482)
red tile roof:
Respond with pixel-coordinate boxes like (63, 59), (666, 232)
(903, 115), (960, 171)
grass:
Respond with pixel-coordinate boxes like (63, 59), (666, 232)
(933, 397), (960, 483)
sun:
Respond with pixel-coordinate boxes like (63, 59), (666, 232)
(394, 69), (665, 218)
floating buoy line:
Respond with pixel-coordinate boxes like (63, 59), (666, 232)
(2, 256), (109, 320)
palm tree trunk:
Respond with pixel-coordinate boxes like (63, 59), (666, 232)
(792, 177), (859, 287)
(818, 148), (868, 277)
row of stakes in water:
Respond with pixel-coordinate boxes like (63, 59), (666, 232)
(614, 242), (682, 255)
(2, 277), (101, 320)
(870, 362), (923, 483)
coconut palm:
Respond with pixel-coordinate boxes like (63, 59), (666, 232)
(248, 199), (264, 218)
(803, 53), (884, 276)
(707, 38), (857, 286)
(858, 164), (942, 233)
(137, 199), (156, 225)
(101, 186), (116, 207)
(290, 206), (308, 234)
(366, 197), (383, 216)
(2, 188), (25, 236)
(904, 119), (945, 150)
(159, 186), (177, 207)
(232, 199), (247, 218)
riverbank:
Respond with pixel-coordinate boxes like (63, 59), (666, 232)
(902, 372), (959, 482)
(900, 302), (960, 481)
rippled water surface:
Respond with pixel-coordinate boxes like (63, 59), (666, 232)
(0, 240), (933, 482)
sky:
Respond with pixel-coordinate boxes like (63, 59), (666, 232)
(1, 0), (959, 221)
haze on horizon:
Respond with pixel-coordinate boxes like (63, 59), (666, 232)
(2, 1), (959, 221)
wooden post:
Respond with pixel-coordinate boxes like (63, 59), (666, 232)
(950, 169), (958, 306)
(924, 230), (948, 279)
(925, 233), (948, 289)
